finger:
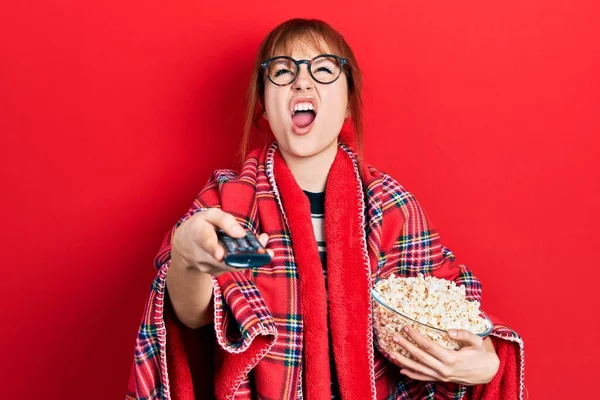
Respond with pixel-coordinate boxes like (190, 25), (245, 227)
(257, 233), (275, 259)
(214, 269), (242, 277)
(195, 241), (240, 275)
(197, 225), (225, 261)
(399, 368), (444, 382)
(202, 209), (246, 237)
(391, 351), (443, 380)
(402, 325), (453, 362)
(448, 329), (484, 348)
(192, 222), (239, 274)
(195, 224), (232, 268)
(193, 240), (235, 273)
(393, 332), (445, 373)
(258, 233), (269, 246)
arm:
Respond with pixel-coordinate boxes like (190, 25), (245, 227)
(166, 208), (273, 330)
(128, 168), (277, 399)
(166, 251), (215, 329)
(376, 175), (523, 398)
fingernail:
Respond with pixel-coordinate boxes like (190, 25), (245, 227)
(393, 336), (399, 343)
(448, 330), (456, 337)
(234, 226), (246, 235)
(403, 326), (409, 333)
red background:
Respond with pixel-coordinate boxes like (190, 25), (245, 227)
(1, 1), (599, 399)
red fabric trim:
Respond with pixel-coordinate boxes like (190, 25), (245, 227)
(273, 150), (332, 399)
(325, 148), (374, 399)
(273, 147), (374, 399)
(156, 140), (522, 399)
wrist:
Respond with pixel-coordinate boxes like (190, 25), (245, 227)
(170, 244), (191, 271)
(479, 352), (500, 384)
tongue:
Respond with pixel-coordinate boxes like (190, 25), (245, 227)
(292, 111), (315, 128)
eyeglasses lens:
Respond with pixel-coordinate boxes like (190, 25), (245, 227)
(267, 58), (297, 85)
(267, 56), (342, 85)
(309, 56), (341, 84)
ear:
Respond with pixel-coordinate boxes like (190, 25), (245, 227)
(345, 106), (351, 118)
(262, 110), (269, 121)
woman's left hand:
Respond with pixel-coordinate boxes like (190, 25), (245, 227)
(390, 325), (500, 386)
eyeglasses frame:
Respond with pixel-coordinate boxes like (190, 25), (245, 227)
(260, 54), (349, 86)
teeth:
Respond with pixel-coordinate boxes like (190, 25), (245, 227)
(293, 102), (314, 115)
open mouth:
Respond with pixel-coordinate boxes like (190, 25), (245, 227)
(291, 101), (317, 132)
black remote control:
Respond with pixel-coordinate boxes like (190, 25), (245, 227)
(217, 230), (272, 268)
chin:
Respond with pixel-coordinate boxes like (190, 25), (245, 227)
(281, 134), (338, 159)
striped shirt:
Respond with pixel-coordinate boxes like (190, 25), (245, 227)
(303, 190), (340, 399)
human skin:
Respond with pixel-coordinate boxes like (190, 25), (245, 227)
(167, 38), (500, 387)
(391, 325), (500, 385)
(262, 42), (351, 193)
(167, 41), (352, 329)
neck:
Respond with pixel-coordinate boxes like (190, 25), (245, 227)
(279, 141), (338, 193)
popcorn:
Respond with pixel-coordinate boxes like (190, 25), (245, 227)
(372, 273), (492, 360)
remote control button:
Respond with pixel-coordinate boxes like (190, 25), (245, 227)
(218, 231), (239, 253)
(245, 233), (262, 250)
(235, 237), (250, 251)
(222, 237), (237, 253)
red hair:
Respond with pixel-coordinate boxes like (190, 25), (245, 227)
(239, 18), (364, 162)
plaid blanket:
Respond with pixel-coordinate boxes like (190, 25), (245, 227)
(127, 138), (524, 400)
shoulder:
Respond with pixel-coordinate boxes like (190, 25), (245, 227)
(209, 168), (239, 184)
(210, 146), (265, 185)
(200, 148), (266, 202)
(366, 164), (418, 208)
(205, 150), (260, 185)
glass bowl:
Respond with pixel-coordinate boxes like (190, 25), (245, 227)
(371, 286), (494, 362)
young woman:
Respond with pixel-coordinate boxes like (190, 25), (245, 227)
(127, 18), (524, 400)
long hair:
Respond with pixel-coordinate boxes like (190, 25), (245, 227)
(239, 18), (364, 162)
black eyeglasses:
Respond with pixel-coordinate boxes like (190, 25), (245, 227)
(260, 54), (348, 86)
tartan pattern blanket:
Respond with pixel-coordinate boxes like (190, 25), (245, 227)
(127, 136), (524, 399)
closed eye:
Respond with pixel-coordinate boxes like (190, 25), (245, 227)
(274, 68), (293, 77)
(315, 66), (334, 74)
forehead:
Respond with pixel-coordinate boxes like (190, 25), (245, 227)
(271, 33), (337, 59)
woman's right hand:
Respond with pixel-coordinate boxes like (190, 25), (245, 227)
(171, 208), (273, 277)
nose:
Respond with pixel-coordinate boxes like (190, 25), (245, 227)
(292, 64), (314, 91)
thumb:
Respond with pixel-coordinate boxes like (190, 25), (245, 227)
(447, 329), (483, 348)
